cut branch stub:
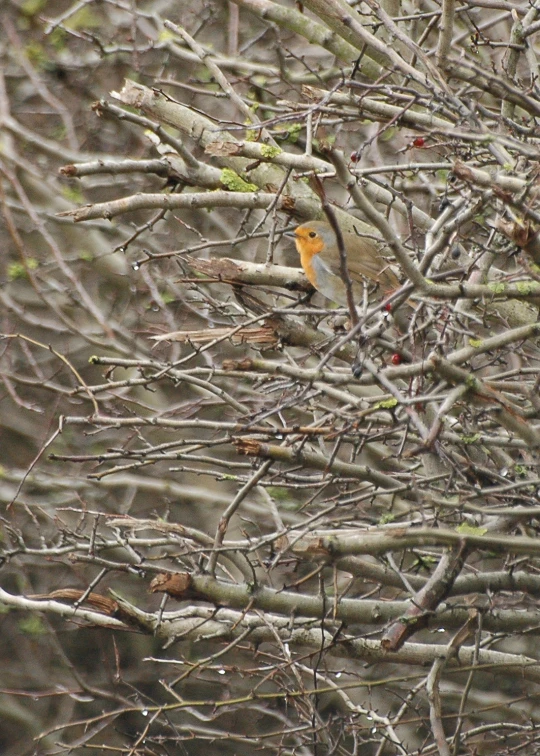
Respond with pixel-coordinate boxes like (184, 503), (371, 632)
(150, 572), (197, 600)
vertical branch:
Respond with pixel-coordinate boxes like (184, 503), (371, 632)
(310, 173), (359, 327)
(228, 1), (240, 57)
(502, 11), (525, 122)
(504, 4), (540, 120)
(436, 0), (456, 70)
(427, 658), (451, 756)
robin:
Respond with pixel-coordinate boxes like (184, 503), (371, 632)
(293, 220), (401, 309)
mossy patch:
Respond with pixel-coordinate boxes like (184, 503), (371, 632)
(220, 168), (258, 193)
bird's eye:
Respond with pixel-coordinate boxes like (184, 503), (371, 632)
(309, 231), (317, 238)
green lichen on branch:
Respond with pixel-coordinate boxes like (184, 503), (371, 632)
(220, 168), (258, 193)
(516, 281), (540, 296)
(260, 144), (282, 159)
(487, 282), (506, 295)
(375, 398), (398, 410)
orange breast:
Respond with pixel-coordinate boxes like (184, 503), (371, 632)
(299, 248), (322, 289)
(295, 233), (325, 290)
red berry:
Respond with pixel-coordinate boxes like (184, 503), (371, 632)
(350, 151), (360, 162)
(413, 137), (425, 147)
(391, 353), (402, 365)
(384, 303), (392, 312)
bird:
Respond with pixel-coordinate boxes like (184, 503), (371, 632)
(293, 219), (403, 313)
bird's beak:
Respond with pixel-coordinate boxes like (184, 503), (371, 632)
(284, 231), (297, 240)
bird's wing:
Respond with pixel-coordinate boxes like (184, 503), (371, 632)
(326, 243), (400, 292)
